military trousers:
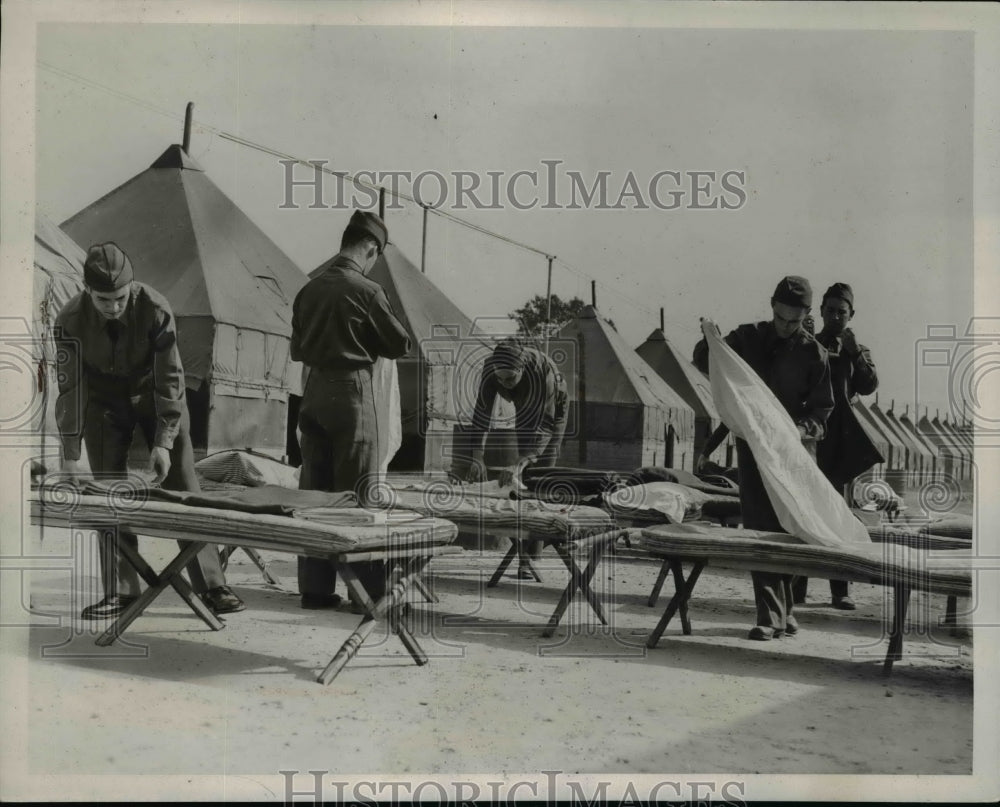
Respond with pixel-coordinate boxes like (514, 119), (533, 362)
(82, 391), (226, 597)
(297, 366), (385, 598)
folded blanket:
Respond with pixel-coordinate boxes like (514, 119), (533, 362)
(386, 485), (614, 540)
(522, 466), (633, 499)
(632, 466), (739, 497)
(83, 481), (356, 516)
(195, 450), (300, 488)
(603, 482), (708, 524)
(700, 497), (742, 521)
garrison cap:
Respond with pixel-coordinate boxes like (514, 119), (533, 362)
(345, 210), (388, 254)
(84, 243), (134, 292)
(771, 275), (813, 309)
(493, 337), (527, 370)
(822, 282), (855, 308)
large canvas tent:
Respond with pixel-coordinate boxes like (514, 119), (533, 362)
(937, 415), (974, 477)
(920, 412), (967, 482)
(851, 398), (891, 480)
(635, 328), (733, 466)
(555, 306), (696, 471)
(32, 210), (87, 464)
(863, 399), (911, 493)
(899, 407), (941, 481)
(61, 143), (307, 457)
(950, 419), (975, 458)
(885, 406), (934, 486)
(369, 244), (473, 472)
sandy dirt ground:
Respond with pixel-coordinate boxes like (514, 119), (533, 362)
(11, 511), (972, 788)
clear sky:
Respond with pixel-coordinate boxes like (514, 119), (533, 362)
(35, 20), (975, 417)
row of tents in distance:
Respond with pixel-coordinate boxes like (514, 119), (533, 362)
(32, 137), (974, 496)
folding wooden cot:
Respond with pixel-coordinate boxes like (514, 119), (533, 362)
(384, 482), (626, 636)
(637, 523), (972, 675)
(30, 485), (460, 684)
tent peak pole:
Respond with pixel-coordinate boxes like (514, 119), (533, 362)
(182, 102), (194, 155)
(544, 256), (553, 355)
(659, 307), (664, 332)
(591, 280), (596, 308)
(420, 204), (428, 273)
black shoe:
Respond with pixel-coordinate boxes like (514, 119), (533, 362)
(516, 566), (535, 580)
(81, 595), (139, 620)
(300, 593), (343, 610)
(783, 617), (799, 636)
(832, 596), (857, 611)
(748, 625), (777, 641)
(203, 586), (246, 614)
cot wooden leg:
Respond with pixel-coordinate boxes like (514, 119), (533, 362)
(548, 541), (606, 628)
(487, 541), (519, 587)
(669, 559), (693, 635)
(561, 540), (608, 623)
(647, 561), (705, 648)
(318, 559), (428, 685)
(383, 559), (429, 664)
(218, 545), (237, 570)
(541, 547), (582, 638)
(219, 545), (280, 586)
(413, 575), (438, 603)
(317, 616), (378, 685)
(541, 537), (613, 637)
(96, 540), (223, 647)
(518, 540), (544, 582)
(647, 558), (672, 608)
(943, 595), (958, 627)
(883, 584), (911, 677)
(241, 547), (281, 586)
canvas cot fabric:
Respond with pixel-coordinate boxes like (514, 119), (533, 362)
(868, 524), (970, 551)
(31, 488), (457, 555)
(386, 484), (614, 540)
(701, 320), (869, 547)
(918, 515), (973, 540)
(638, 523), (970, 597)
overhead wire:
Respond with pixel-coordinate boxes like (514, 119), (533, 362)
(39, 59), (660, 326)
